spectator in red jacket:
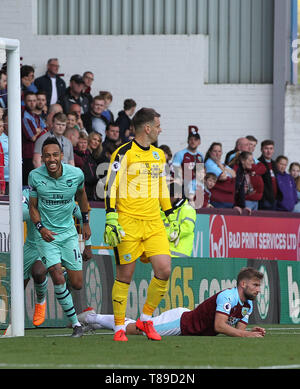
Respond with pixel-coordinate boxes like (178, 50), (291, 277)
(74, 131), (89, 170)
(231, 150), (266, 211)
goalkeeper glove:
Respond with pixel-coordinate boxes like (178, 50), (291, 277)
(166, 212), (180, 247)
(104, 212), (125, 247)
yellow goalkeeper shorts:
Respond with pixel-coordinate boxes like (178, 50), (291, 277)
(114, 213), (170, 265)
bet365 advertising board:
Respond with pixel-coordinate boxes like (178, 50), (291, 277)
(1, 205), (300, 329)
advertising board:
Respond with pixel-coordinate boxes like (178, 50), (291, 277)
(209, 214), (300, 261)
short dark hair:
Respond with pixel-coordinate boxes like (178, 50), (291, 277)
(70, 74), (84, 84)
(124, 98), (136, 111)
(42, 137), (62, 153)
(0, 69), (6, 79)
(246, 135), (257, 143)
(47, 58), (58, 65)
(261, 139), (274, 150)
(132, 107), (160, 132)
(275, 155), (288, 164)
(36, 90), (47, 98)
(237, 267), (263, 286)
(106, 122), (119, 132)
(24, 91), (36, 100)
(93, 95), (105, 103)
(21, 65), (34, 78)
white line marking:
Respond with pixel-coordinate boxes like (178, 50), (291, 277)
(44, 332), (113, 337)
(266, 327), (300, 331)
(0, 363), (299, 369)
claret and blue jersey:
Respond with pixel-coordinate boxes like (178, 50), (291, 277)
(215, 287), (253, 327)
(180, 287), (253, 336)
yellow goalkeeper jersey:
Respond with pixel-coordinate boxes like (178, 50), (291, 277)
(104, 139), (172, 220)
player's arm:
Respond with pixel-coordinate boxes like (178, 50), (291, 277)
(159, 158), (180, 245)
(214, 312), (264, 337)
(29, 196), (57, 242)
(236, 321), (266, 336)
(103, 150), (126, 247)
(22, 198), (30, 222)
(72, 203), (92, 261)
(75, 186), (91, 241)
(104, 149), (123, 212)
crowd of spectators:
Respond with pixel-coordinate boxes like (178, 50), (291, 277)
(0, 57), (300, 214)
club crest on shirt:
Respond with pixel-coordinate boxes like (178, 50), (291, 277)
(123, 254), (132, 262)
(66, 179), (73, 187)
(152, 151), (160, 160)
(242, 307), (249, 316)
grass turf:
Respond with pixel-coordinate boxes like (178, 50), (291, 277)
(0, 325), (299, 369)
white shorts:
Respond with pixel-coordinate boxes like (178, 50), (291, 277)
(124, 308), (191, 336)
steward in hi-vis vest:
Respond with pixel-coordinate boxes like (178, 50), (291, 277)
(161, 198), (196, 257)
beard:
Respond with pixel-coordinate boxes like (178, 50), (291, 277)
(244, 289), (257, 301)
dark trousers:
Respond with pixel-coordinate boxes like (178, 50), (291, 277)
(258, 199), (277, 210)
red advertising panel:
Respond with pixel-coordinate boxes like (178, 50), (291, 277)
(209, 215), (300, 261)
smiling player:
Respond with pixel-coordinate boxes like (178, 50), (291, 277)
(28, 137), (91, 337)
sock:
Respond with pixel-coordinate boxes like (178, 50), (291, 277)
(34, 276), (48, 304)
(54, 282), (80, 327)
(142, 277), (168, 319)
(86, 314), (115, 330)
(112, 279), (130, 330)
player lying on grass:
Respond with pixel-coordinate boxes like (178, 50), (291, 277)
(76, 267), (266, 338)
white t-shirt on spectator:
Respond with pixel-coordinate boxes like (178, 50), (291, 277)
(50, 77), (58, 105)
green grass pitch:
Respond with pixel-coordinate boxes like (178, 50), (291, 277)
(0, 325), (299, 370)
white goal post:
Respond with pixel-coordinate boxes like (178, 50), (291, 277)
(0, 37), (24, 337)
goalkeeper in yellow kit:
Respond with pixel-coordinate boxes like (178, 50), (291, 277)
(104, 108), (179, 341)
